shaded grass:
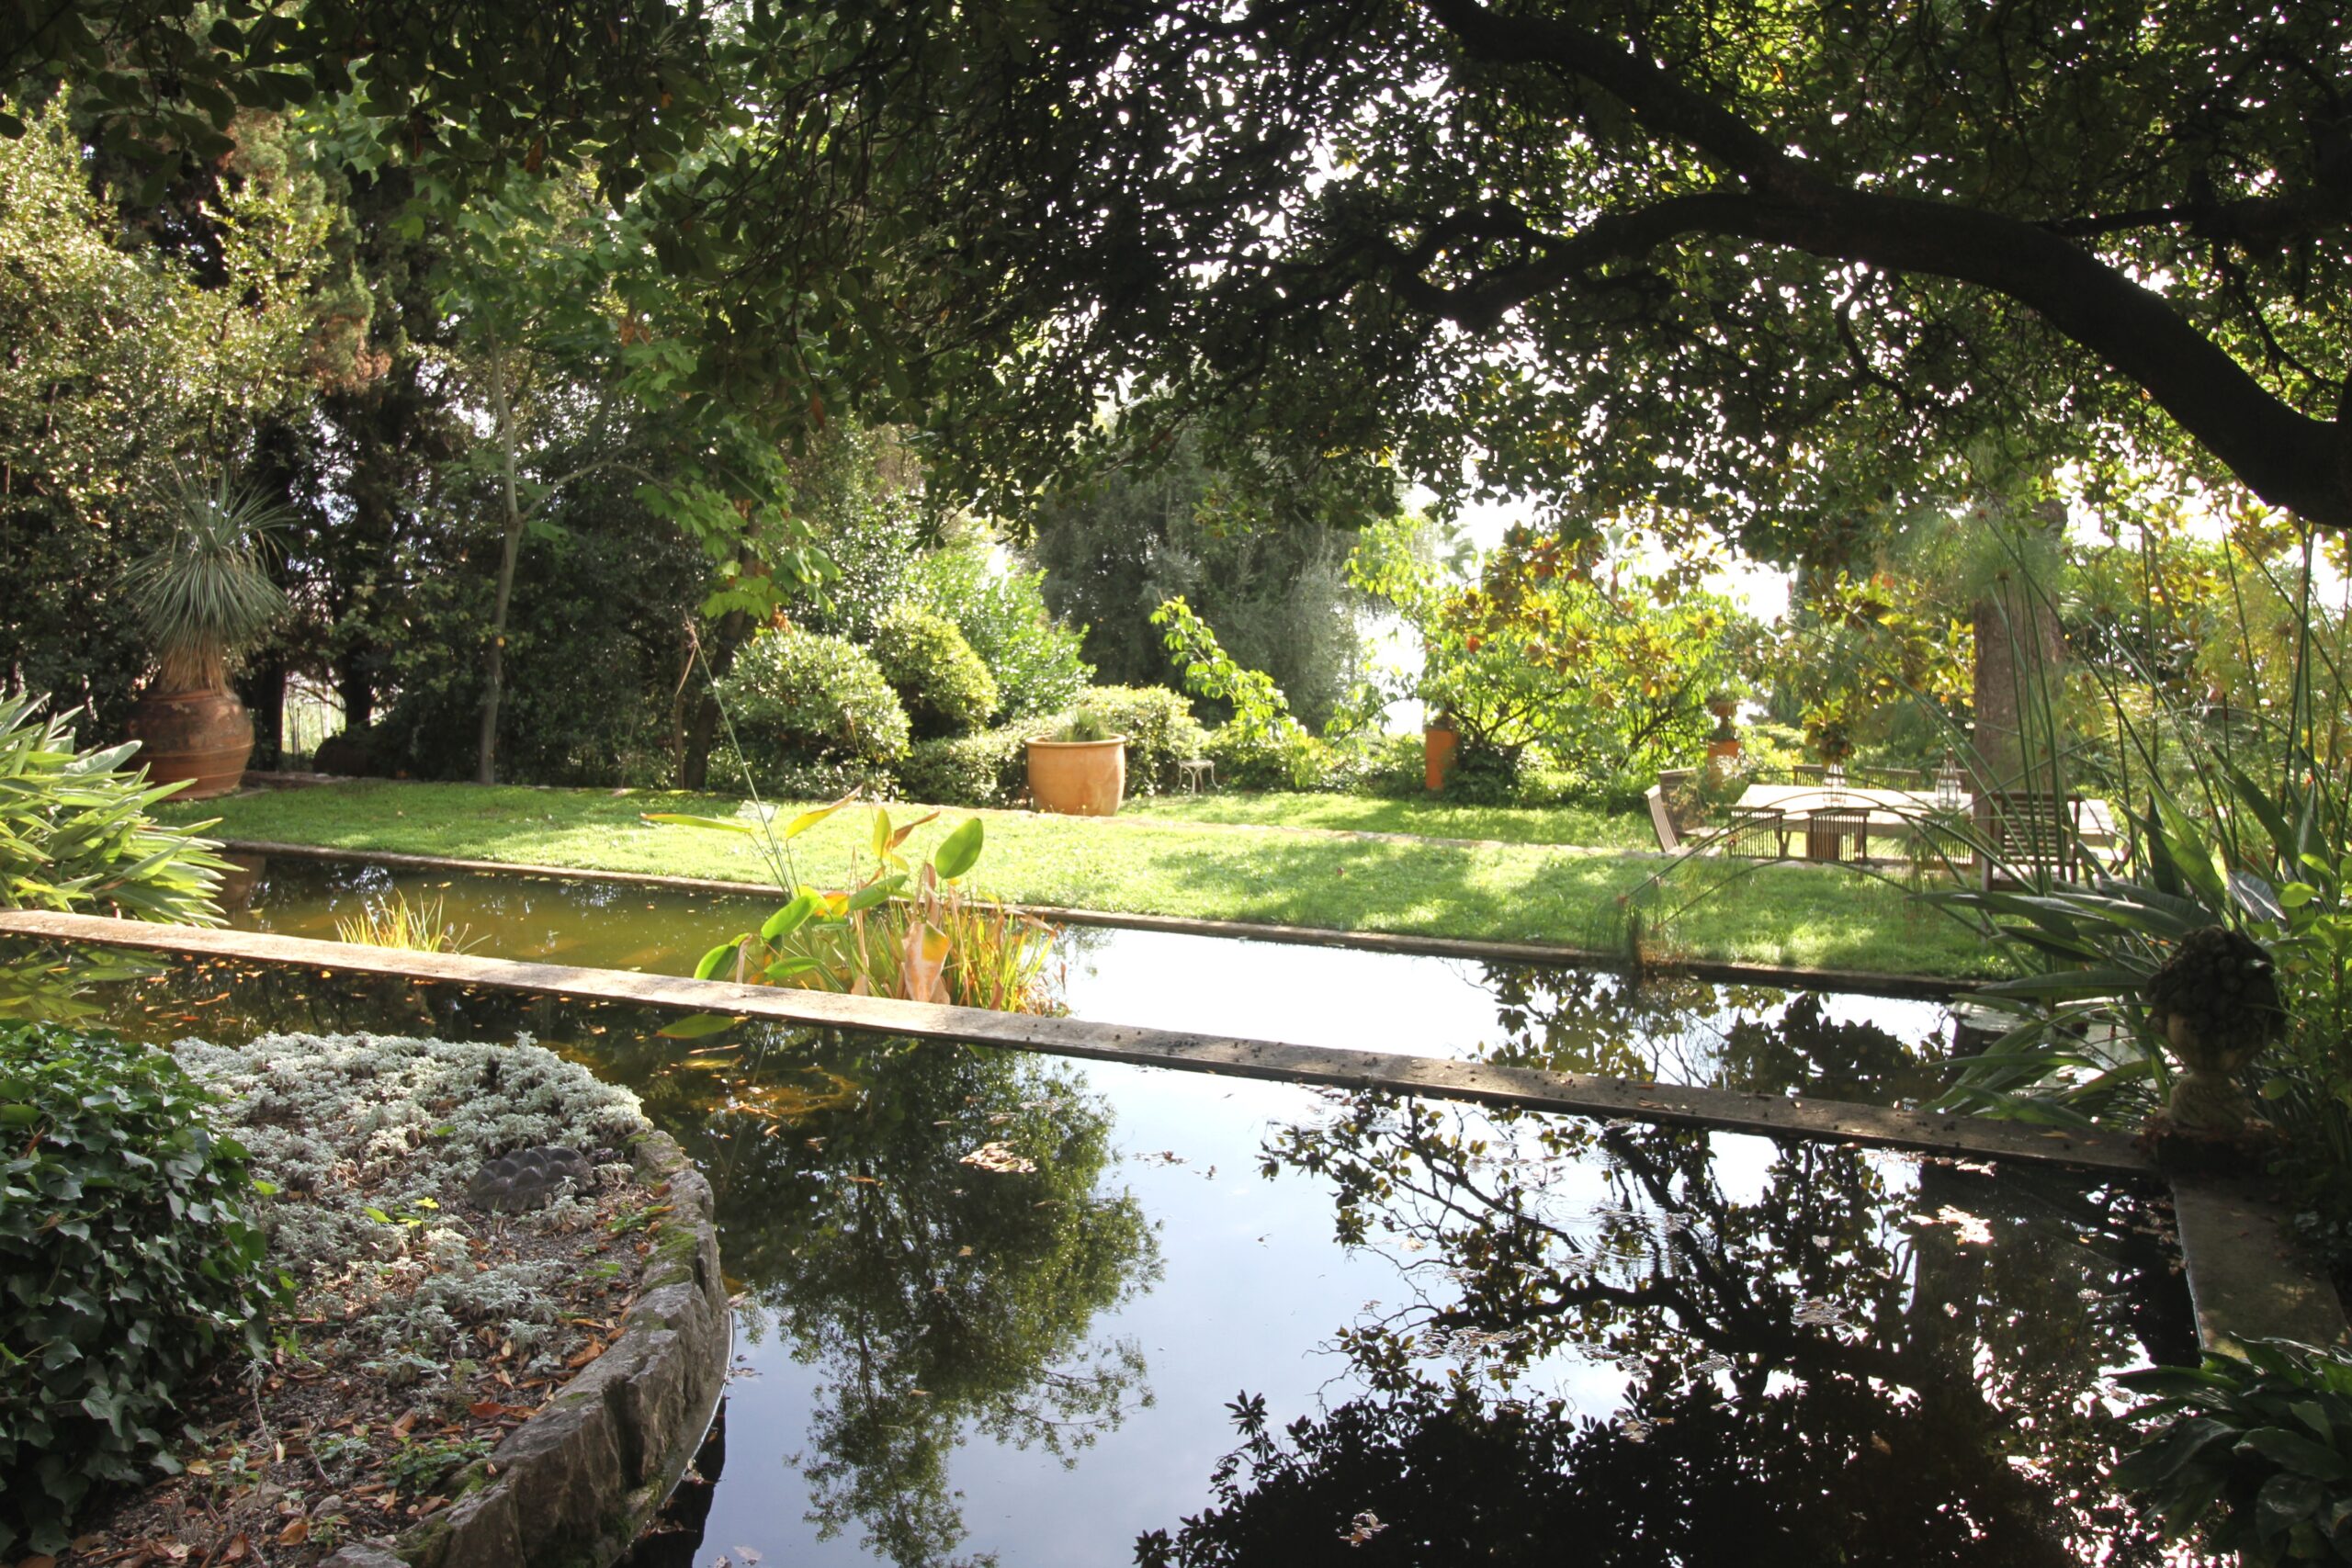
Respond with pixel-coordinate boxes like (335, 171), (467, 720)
(1120, 790), (1653, 849)
(164, 781), (2007, 979)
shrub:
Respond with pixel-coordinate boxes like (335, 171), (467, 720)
(0, 690), (235, 1022)
(872, 603), (1001, 738)
(716, 625), (911, 780)
(1197, 725), (1413, 795)
(0, 691), (230, 926)
(897, 727), (1028, 807)
(2117, 1340), (2352, 1565)
(909, 542), (1093, 719)
(0, 1023), (278, 1555)
(1056, 685), (1210, 795)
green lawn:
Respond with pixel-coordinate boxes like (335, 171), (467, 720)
(1121, 790), (1654, 849)
(163, 780), (2007, 980)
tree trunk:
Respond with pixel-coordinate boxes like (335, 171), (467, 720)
(237, 655), (287, 771)
(337, 657), (373, 732)
(1969, 501), (2067, 794)
(680, 603), (752, 790)
(476, 348), (525, 787)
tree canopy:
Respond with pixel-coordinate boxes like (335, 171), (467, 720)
(912, 0), (2351, 551)
(21, 2), (2349, 559)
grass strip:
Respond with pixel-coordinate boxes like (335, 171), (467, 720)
(1119, 791), (1654, 849)
(163, 781), (2008, 979)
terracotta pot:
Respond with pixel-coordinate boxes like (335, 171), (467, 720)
(1026, 736), (1127, 816)
(1706, 696), (1738, 721)
(1423, 727), (1459, 792)
(126, 685), (254, 800)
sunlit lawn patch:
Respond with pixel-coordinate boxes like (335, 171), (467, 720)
(164, 781), (2005, 979)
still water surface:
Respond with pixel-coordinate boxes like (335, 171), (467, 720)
(86, 858), (2193, 1566)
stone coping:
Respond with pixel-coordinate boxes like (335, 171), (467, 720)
(320, 1127), (729, 1568)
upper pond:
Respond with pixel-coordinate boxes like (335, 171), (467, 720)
(84, 856), (2194, 1566)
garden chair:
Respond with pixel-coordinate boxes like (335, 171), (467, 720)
(1973, 792), (2085, 890)
(1645, 785), (1681, 853)
(1865, 766), (1924, 790)
(1792, 762), (1826, 784)
(1721, 807), (1790, 860)
(1803, 806), (1871, 862)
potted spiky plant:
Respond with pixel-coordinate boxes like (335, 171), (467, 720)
(121, 477), (288, 798)
(1026, 708), (1128, 815)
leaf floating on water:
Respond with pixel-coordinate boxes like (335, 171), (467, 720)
(958, 1141), (1037, 1174)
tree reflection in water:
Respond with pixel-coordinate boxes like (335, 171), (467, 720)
(93, 961), (1162, 1568)
(1477, 963), (1951, 1104)
(1142, 1077), (2196, 1566)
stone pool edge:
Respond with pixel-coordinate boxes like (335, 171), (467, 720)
(217, 836), (1967, 1000)
(321, 1128), (730, 1568)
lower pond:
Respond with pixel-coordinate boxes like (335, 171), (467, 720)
(81, 856), (2197, 1565)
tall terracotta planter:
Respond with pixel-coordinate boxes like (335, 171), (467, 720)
(125, 686), (254, 799)
(1423, 726), (1459, 792)
(1026, 736), (1128, 816)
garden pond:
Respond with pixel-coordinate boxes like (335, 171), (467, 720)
(83, 857), (2197, 1565)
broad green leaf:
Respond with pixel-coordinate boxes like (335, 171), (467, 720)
(760, 892), (821, 942)
(657, 1012), (742, 1040)
(933, 817), (985, 881)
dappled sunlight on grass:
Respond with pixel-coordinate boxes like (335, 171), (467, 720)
(166, 781), (2000, 977)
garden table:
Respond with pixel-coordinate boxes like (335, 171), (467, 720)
(1731, 784), (2119, 862)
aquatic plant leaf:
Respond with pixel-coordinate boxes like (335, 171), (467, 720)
(761, 892), (821, 942)
(642, 812), (752, 836)
(693, 940), (747, 981)
(782, 791), (860, 841)
(845, 875), (904, 914)
(933, 818), (984, 882)
(657, 1012), (741, 1040)
(899, 920), (952, 1004)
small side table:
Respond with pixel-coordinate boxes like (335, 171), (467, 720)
(1177, 758), (1216, 795)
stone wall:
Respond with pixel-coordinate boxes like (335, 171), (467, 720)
(322, 1129), (729, 1568)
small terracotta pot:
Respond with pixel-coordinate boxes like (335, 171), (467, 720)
(1027, 736), (1128, 816)
(126, 685), (254, 799)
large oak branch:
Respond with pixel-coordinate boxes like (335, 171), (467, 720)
(1410, 0), (2350, 527)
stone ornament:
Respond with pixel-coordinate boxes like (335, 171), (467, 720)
(2147, 924), (2286, 1134)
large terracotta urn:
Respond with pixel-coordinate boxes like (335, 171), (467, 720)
(1026, 735), (1128, 816)
(125, 686), (254, 799)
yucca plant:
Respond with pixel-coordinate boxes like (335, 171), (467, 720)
(120, 476), (288, 693)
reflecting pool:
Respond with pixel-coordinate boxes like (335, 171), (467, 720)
(51, 855), (2198, 1565)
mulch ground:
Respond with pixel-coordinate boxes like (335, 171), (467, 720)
(33, 1174), (672, 1568)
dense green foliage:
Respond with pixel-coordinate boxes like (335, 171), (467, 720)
(718, 626), (912, 779)
(0, 1023), (278, 1556)
(0, 692), (231, 927)
(0, 99), (325, 734)
(1352, 517), (1756, 801)
(897, 728), (1029, 809)
(872, 604), (1000, 739)
(2119, 1341), (2352, 1565)
(906, 542), (1093, 722)
(1029, 437), (1373, 731)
